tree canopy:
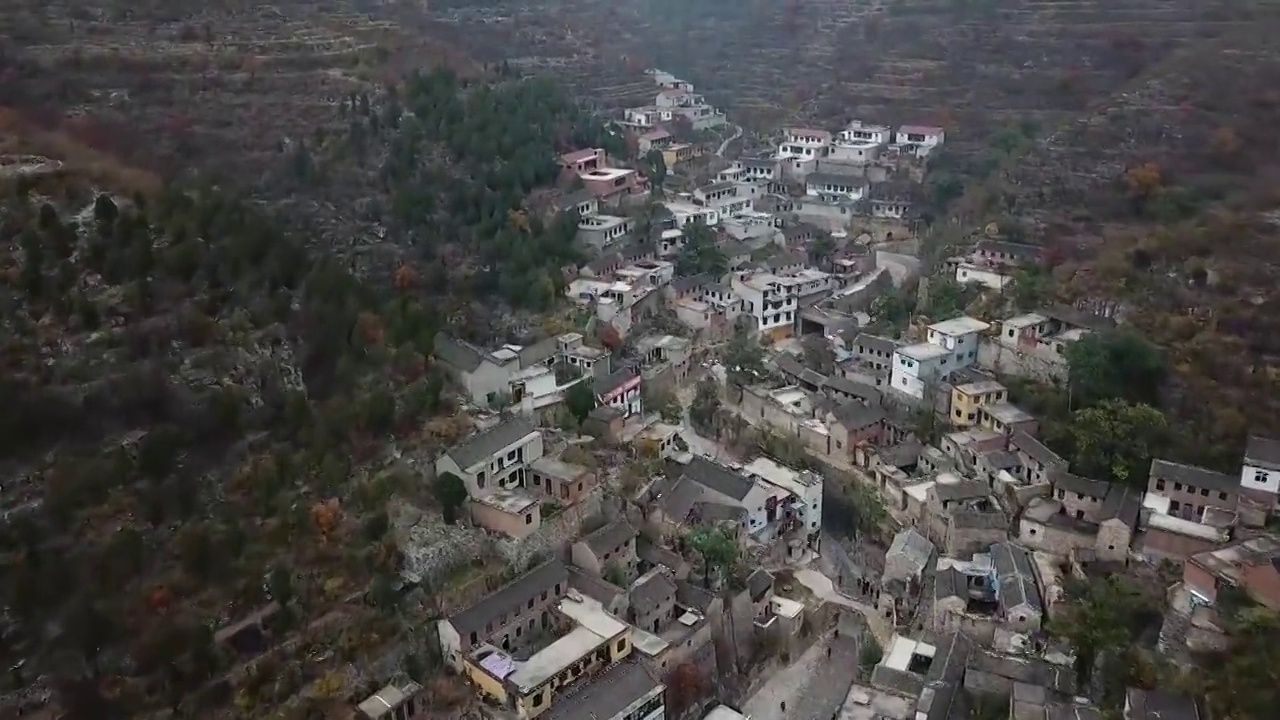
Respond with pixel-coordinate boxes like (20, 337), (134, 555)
(1065, 329), (1166, 408)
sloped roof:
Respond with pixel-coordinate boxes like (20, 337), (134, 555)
(887, 528), (934, 576)
(630, 569), (677, 613)
(582, 520), (638, 555)
(447, 560), (569, 636)
(934, 567), (966, 601)
(991, 542), (1042, 613)
(1149, 458), (1236, 493)
(825, 375), (883, 404)
(1099, 484), (1142, 528)
(445, 417), (538, 470)
(518, 337), (560, 367)
(540, 660), (662, 720)
(682, 456), (756, 501)
(433, 332), (487, 372)
(746, 569), (774, 601)
(832, 401), (885, 430)
(1052, 470), (1110, 500)
(1245, 435), (1280, 468)
(1011, 431), (1065, 468)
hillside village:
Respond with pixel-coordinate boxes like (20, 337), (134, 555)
(323, 71), (1274, 720)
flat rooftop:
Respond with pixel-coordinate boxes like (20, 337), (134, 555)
(955, 380), (1006, 396)
(1003, 313), (1048, 330)
(929, 316), (991, 336)
(530, 456), (588, 482)
(897, 342), (949, 361)
(506, 595), (628, 693)
(882, 635), (935, 672)
(744, 455), (818, 492)
(581, 167), (634, 181)
(982, 403), (1035, 424)
(477, 489), (540, 514)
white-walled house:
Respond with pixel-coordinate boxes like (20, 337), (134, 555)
(839, 120), (892, 146)
(955, 262), (1013, 291)
(890, 342), (950, 399)
(743, 456), (824, 550)
(776, 128), (832, 180)
(889, 316), (990, 400)
(805, 172), (868, 203)
(1240, 436), (1280, 514)
(895, 125), (945, 156)
(926, 316), (989, 368)
(435, 417), (544, 498)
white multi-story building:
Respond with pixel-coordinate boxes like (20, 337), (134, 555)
(435, 417), (544, 498)
(662, 200), (721, 227)
(743, 456), (824, 546)
(693, 181), (753, 217)
(805, 172), (868, 203)
(731, 269), (833, 339)
(894, 124), (946, 156)
(733, 272), (799, 339)
(776, 127), (832, 179)
(829, 120), (891, 165)
(889, 316), (990, 399)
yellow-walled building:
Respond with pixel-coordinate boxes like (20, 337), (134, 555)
(462, 595), (632, 718)
(950, 379), (1007, 429)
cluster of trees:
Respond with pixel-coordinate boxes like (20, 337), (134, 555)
(344, 69), (626, 314)
(0, 181), (454, 716)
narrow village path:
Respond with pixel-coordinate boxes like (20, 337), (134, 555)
(716, 124), (744, 157)
(794, 568), (893, 648)
(741, 631), (862, 720)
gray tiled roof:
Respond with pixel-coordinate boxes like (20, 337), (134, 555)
(1246, 436), (1280, 468)
(1047, 704), (1103, 720)
(518, 337), (560, 367)
(683, 456), (755, 501)
(1124, 688), (1202, 720)
(638, 540), (685, 574)
(825, 375), (882, 404)
(968, 648), (1075, 695)
(832, 401), (885, 430)
(1011, 431), (1065, 468)
(582, 520), (638, 555)
(950, 509), (1009, 530)
(447, 560), (569, 637)
(934, 567), (966, 601)
(975, 239), (1041, 260)
(932, 480), (991, 503)
(630, 570), (677, 613)
(444, 417), (538, 470)
(746, 569), (774, 601)
(807, 172), (869, 188)
(887, 528), (934, 574)
(853, 333), (901, 356)
(1149, 459), (1235, 493)
(1052, 470), (1110, 500)
(1099, 484), (1142, 528)
(991, 542), (1041, 613)
(433, 332), (487, 372)
(656, 476), (704, 521)
(917, 680), (962, 720)
(927, 632), (973, 683)
(540, 660), (662, 720)
(675, 580), (716, 611)
(593, 368), (637, 396)
(568, 567), (626, 606)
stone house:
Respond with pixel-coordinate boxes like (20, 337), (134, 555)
(571, 520), (640, 583)
(468, 490), (542, 540)
(943, 508), (1010, 557)
(1009, 431), (1066, 486)
(990, 542), (1043, 634)
(529, 456), (595, 506)
(1147, 458), (1238, 523)
(883, 527), (934, 604)
(436, 560), (571, 669)
(628, 567), (679, 634)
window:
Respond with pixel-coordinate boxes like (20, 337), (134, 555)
(555, 583), (562, 595)
(525, 513), (533, 525)
(616, 639), (627, 652)
(528, 598), (534, 609)
(533, 692), (545, 709)
(1254, 470), (1270, 484)
(1028, 528), (1037, 536)
(1200, 488), (1209, 497)
(469, 631), (478, 645)
(1107, 545), (1115, 551)
(1155, 479), (1165, 491)
(1219, 491), (1229, 500)
(478, 475), (486, 489)
(541, 591), (548, 601)
(1174, 482), (1182, 492)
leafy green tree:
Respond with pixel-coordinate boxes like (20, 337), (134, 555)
(689, 378), (721, 434)
(1197, 608), (1280, 720)
(675, 221), (726, 277)
(685, 526), (738, 588)
(433, 472), (469, 525)
(1067, 400), (1169, 487)
(724, 321), (766, 386)
(1048, 575), (1160, 695)
(644, 385), (682, 423)
(643, 149), (668, 191)
(1065, 330), (1166, 407)
(565, 380), (597, 424)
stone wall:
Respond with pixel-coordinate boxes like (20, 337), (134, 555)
(494, 487), (609, 569)
(977, 340), (1069, 383)
(395, 506), (492, 586)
